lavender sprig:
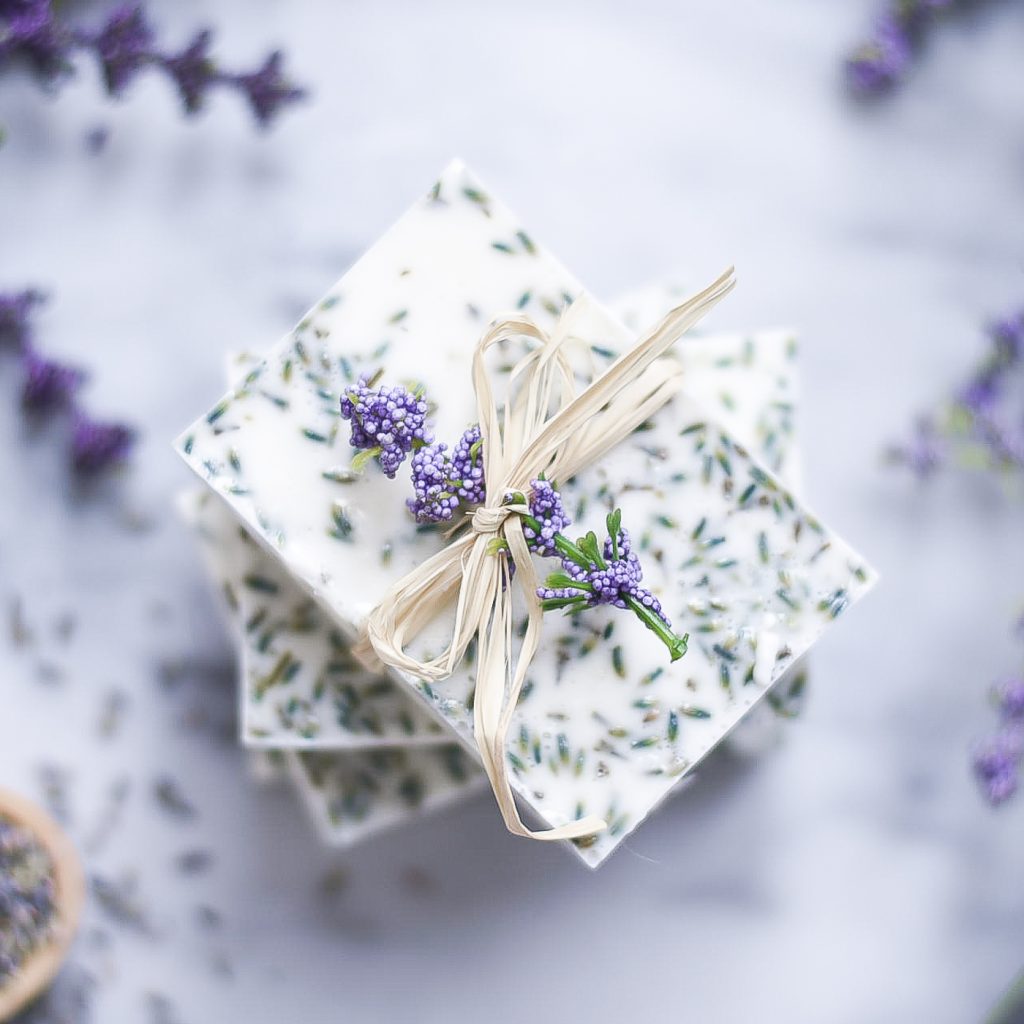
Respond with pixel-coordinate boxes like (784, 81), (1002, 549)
(845, 0), (958, 96)
(0, 1), (305, 129)
(0, 287), (135, 474)
(340, 375), (433, 478)
(528, 504), (687, 663)
(973, 678), (1024, 805)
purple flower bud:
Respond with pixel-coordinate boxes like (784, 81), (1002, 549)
(450, 425), (486, 506)
(973, 731), (1021, 806)
(70, 414), (135, 473)
(162, 28), (215, 114)
(21, 348), (85, 410)
(846, 14), (912, 94)
(888, 418), (945, 478)
(523, 479), (570, 558)
(340, 376), (433, 478)
(0, 0), (71, 82)
(407, 442), (460, 523)
(998, 678), (1024, 721)
(0, 288), (44, 349)
(92, 4), (154, 97)
(233, 50), (305, 129)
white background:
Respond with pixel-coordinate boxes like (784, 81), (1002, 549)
(1, 1), (1023, 1021)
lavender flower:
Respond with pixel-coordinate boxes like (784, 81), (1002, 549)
(89, 3), (154, 97)
(973, 730), (1022, 806)
(340, 376), (433, 478)
(451, 425), (486, 506)
(161, 28), (214, 115)
(0, 0), (70, 82)
(521, 478), (570, 558)
(998, 678), (1024, 720)
(846, 13), (912, 93)
(0, 1), (304, 130)
(538, 515), (671, 628)
(0, 288), (44, 348)
(407, 442), (460, 523)
(70, 415), (135, 474)
(21, 348), (85, 410)
(232, 51), (306, 129)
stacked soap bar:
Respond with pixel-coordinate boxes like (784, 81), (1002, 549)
(179, 161), (875, 865)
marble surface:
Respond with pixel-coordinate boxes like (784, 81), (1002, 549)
(1, 1), (1023, 1021)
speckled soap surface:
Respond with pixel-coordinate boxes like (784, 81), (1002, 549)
(178, 161), (876, 866)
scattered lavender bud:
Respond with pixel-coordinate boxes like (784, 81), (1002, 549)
(160, 28), (215, 115)
(70, 414), (135, 474)
(450, 425), (486, 505)
(340, 376), (432, 478)
(0, 0), (71, 83)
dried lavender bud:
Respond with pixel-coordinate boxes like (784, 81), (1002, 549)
(0, 814), (57, 987)
(160, 28), (214, 115)
(406, 442), (460, 523)
(999, 678), (1024, 720)
(70, 415), (135, 474)
(0, 0), (70, 83)
(450, 425), (485, 505)
(522, 478), (570, 558)
(21, 348), (85, 410)
(340, 376), (433, 478)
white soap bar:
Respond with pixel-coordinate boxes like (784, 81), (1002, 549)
(178, 162), (876, 866)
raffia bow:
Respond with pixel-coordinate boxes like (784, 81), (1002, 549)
(357, 268), (736, 841)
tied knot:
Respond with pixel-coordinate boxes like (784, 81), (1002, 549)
(470, 504), (511, 535)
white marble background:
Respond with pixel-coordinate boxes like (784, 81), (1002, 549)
(1, 1), (1023, 1021)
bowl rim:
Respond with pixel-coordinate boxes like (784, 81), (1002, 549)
(0, 787), (84, 1023)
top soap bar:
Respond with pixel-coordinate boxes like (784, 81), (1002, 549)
(178, 161), (876, 866)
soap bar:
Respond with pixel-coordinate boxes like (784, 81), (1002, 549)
(178, 162), (876, 866)
(180, 487), (447, 749)
(287, 745), (486, 848)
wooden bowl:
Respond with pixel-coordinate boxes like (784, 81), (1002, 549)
(0, 788), (84, 1023)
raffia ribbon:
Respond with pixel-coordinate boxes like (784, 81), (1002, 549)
(357, 268), (736, 840)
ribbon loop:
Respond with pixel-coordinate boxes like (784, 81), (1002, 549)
(358, 268), (736, 841)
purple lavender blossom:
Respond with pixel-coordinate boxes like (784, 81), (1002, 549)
(0, 0), (70, 81)
(21, 348), (85, 410)
(999, 678), (1024, 720)
(232, 50), (306, 129)
(340, 376), (433, 478)
(990, 311), (1024, 361)
(70, 415), (135, 474)
(888, 417), (945, 478)
(407, 442), (460, 523)
(522, 478), (570, 558)
(451, 425), (486, 506)
(160, 28), (214, 114)
(89, 3), (154, 97)
(973, 731), (1022, 806)
(846, 13), (912, 94)
(0, 288), (44, 348)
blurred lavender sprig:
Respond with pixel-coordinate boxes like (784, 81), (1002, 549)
(0, 1), (305, 129)
(973, 678), (1024, 805)
(888, 306), (1024, 476)
(1, 287), (135, 475)
(890, 307), (1024, 805)
(845, 0), (960, 95)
